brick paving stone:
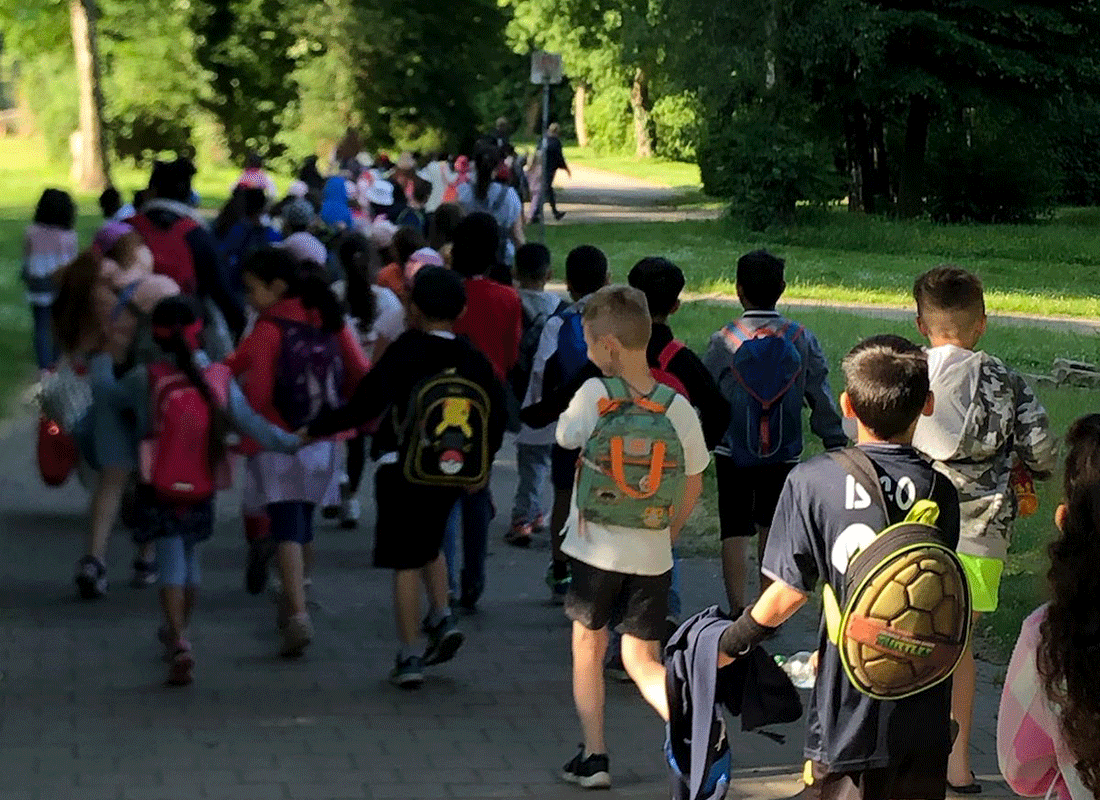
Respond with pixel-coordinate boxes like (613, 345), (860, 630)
(0, 420), (1012, 800)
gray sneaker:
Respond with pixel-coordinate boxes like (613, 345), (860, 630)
(390, 654), (424, 689)
(281, 613), (313, 658)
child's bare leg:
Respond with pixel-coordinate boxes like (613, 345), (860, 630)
(757, 525), (773, 594)
(620, 634), (669, 721)
(393, 568), (421, 646)
(721, 538), (747, 611)
(160, 586), (187, 639)
(87, 466), (129, 561)
(948, 612), (980, 786)
(422, 553), (450, 615)
(303, 542), (313, 582)
(183, 587), (197, 629)
(277, 542), (307, 617)
(572, 621), (609, 755)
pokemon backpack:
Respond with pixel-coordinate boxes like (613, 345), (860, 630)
(398, 367), (491, 488)
(576, 378), (685, 530)
(823, 448), (971, 700)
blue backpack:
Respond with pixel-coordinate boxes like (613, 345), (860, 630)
(555, 307), (589, 383)
(719, 321), (805, 467)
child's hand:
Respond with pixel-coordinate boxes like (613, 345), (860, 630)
(296, 428), (315, 447)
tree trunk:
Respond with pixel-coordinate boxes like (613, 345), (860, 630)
(573, 83), (588, 148)
(630, 68), (654, 158)
(69, 0), (110, 191)
(897, 96), (931, 219)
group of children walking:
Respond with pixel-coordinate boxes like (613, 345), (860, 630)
(30, 170), (1093, 800)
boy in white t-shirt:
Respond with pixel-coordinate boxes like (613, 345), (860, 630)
(556, 285), (709, 790)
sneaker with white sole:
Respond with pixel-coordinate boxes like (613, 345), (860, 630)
(75, 556), (108, 600)
(281, 613), (313, 657)
(561, 746), (611, 789)
(339, 497), (361, 529)
(131, 558), (158, 588)
(422, 614), (464, 666)
(390, 654), (424, 689)
(166, 641), (194, 686)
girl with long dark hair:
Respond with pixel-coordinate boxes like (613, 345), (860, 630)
(999, 414), (1099, 800)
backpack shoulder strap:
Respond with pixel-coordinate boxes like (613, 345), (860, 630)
(648, 382), (678, 410)
(720, 321), (752, 351)
(657, 339), (686, 371)
(780, 322), (805, 344)
(828, 447), (889, 516)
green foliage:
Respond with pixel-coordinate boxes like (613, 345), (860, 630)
(925, 111), (1059, 224)
(1050, 94), (1100, 207)
(651, 91), (701, 161)
(585, 86), (634, 155)
(699, 102), (843, 230)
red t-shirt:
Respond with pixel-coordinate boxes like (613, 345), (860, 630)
(452, 276), (522, 384)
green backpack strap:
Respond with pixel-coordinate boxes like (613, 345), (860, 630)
(648, 382), (677, 410)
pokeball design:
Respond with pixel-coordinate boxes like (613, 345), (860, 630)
(439, 449), (465, 475)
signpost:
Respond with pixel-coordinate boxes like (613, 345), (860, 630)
(530, 51), (563, 240)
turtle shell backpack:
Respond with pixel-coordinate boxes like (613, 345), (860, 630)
(575, 378), (686, 530)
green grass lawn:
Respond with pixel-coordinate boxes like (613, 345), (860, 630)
(561, 145), (702, 189)
(670, 300), (1086, 661)
(546, 213), (1100, 319)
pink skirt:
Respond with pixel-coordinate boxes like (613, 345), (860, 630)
(242, 441), (340, 513)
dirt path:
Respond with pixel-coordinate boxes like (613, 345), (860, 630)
(537, 164), (720, 224)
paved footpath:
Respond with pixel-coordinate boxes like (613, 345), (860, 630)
(0, 417), (1010, 800)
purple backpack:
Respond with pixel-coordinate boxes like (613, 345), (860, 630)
(272, 319), (344, 430)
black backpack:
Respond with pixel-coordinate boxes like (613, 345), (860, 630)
(509, 298), (569, 402)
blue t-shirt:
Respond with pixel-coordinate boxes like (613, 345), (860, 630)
(763, 443), (960, 771)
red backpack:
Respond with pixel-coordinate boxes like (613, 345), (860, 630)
(130, 213), (199, 295)
(37, 415), (77, 487)
(141, 362), (232, 504)
(650, 340), (691, 402)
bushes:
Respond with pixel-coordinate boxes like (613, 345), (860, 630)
(586, 86), (634, 155)
(652, 91), (702, 161)
(699, 103), (843, 230)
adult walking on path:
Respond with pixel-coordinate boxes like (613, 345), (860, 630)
(534, 122), (571, 223)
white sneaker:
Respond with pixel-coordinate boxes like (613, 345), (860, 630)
(339, 497), (361, 529)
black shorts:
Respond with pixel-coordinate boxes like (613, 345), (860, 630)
(800, 752), (948, 800)
(565, 559), (670, 642)
(372, 463), (459, 570)
(552, 444), (580, 490)
(715, 455), (796, 540)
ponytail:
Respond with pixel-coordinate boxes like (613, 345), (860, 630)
(53, 249), (103, 355)
(150, 297), (230, 473)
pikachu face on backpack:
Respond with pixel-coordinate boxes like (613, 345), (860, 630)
(401, 368), (492, 488)
(435, 397), (475, 476)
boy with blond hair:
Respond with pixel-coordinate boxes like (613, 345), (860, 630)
(556, 285), (709, 789)
(910, 265), (1057, 792)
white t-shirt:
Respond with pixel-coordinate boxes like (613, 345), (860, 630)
(557, 377), (710, 575)
(359, 285), (405, 361)
(457, 182), (522, 264)
(421, 160), (457, 213)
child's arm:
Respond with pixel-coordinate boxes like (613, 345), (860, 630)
(670, 347), (731, 450)
(670, 473), (702, 544)
(802, 330), (848, 450)
(717, 581), (809, 667)
(555, 378), (601, 450)
(1011, 373), (1058, 480)
(223, 320), (282, 425)
(225, 378), (301, 454)
(307, 335), (404, 438)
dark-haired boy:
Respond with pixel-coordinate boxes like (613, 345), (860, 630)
(704, 249), (847, 611)
(309, 267), (507, 688)
(520, 244), (610, 601)
(718, 335), (960, 800)
(909, 265), (1056, 792)
(507, 243), (568, 546)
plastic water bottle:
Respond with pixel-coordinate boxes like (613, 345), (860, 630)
(776, 651), (817, 689)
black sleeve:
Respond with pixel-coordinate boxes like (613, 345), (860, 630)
(519, 359), (602, 429)
(308, 337), (406, 437)
(933, 476), (961, 550)
(668, 348), (730, 450)
(187, 226), (246, 338)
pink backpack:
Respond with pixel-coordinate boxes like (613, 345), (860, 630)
(141, 362), (232, 504)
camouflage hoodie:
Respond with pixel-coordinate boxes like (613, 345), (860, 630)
(912, 345), (1057, 560)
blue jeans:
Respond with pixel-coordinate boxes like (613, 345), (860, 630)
(442, 486), (494, 604)
(512, 443), (551, 524)
(31, 304), (55, 370)
(156, 536), (201, 588)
